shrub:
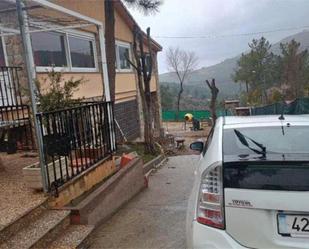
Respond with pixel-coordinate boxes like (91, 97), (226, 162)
(35, 68), (85, 112)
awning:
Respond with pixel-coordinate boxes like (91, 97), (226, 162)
(0, 0), (102, 37)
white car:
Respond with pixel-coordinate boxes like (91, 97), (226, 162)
(186, 115), (309, 249)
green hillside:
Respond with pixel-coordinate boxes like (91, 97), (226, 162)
(159, 30), (309, 104)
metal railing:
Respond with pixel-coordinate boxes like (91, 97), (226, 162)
(0, 66), (24, 107)
(0, 104), (34, 151)
(0, 67), (34, 151)
(36, 101), (116, 194)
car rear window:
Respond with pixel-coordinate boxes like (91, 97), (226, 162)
(224, 163), (309, 191)
(223, 125), (309, 155)
(223, 125), (309, 191)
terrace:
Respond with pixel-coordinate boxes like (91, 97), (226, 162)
(0, 0), (117, 232)
(0, 67), (116, 227)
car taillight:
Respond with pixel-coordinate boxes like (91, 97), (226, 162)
(197, 163), (224, 229)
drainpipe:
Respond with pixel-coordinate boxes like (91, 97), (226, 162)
(16, 0), (48, 192)
(97, 25), (116, 151)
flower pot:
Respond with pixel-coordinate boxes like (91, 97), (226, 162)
(22, 157), (68, 190)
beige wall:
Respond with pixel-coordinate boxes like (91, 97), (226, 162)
(115, 73), (136, 102)
(36, 72), (104, 100)
(114, 10), (133, 42)
(37, 0), (158, 102)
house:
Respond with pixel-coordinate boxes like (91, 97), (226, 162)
(0, 3), (161, 244)
(224, 99), (240, 109)
(0, 0), (163, 200)
(0, 0), (163, 143)
(235, 106), (251, 116)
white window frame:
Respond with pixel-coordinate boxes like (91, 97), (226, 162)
(67, 33), (98, 73)
(34, 31), (69, 73)
(115, 40), (132, 73)
(34, 29), (98, 73)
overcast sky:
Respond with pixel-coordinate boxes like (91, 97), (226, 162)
(128, 0), (309, 73)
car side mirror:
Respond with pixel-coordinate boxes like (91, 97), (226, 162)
(190, 141), (204, 153)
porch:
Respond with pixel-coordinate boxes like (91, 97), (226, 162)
(0, 97), (118, 246)
(0, 78), (116, 231)
(0, 0), (117, 234)
(0, 0), (116, 189)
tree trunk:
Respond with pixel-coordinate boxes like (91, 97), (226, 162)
(263, 90), (268, 104)
(0, 156), (4, 171)
(104, 0), (116, 102)
(210, 96), (217, 124)
(176, 82), (183, 121)
(130, 27), (156, 155)
(137, 74), (156, 154)
(206, 79), (219, 126)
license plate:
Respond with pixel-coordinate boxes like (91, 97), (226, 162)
(278, 213), (309, 237)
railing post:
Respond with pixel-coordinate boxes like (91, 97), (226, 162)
(16, 0), (48, 192)
(107, 102), (116, 152)
(97, 26), (116, 152)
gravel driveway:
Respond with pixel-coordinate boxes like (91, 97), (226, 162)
(88, 155), (199, 249)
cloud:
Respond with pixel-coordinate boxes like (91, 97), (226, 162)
(128, 0), (309, 73)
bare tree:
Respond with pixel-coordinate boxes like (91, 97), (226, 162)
(126, 26), (156, 154)
(205, 79), (219, 125)
(166, 47), (198, 120)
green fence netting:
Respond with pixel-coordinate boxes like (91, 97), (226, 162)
(251, 97), (309, 115)
(162, 109), (231, 121)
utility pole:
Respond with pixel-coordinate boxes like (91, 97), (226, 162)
(16, 0), (48, 192)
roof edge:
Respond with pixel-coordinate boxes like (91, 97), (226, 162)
(114, 1), (162, 52)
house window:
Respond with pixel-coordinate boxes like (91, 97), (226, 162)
(68, 36), (95, 68)
(0, 38), (6, 66)
(31, 31), (97, 72)
(116, 42), (131, 71)
(32, 32), (67, 67)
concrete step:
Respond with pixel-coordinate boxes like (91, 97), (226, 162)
(0, 200), (47, 243)
(46, 224), (94, 249)
(67, 157), (144, 226)
(0, 209), (70, 249)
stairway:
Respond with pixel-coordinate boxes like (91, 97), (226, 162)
(0, 202), (94, 249)
(45, 225), (94, 249)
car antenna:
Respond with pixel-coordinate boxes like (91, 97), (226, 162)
(278, 95), (285, 121)
(278, 96), (286, 135)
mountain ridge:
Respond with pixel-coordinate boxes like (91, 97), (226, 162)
(159, 30), (309, 98)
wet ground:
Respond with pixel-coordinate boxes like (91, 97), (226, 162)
(88, 155), (199, 249)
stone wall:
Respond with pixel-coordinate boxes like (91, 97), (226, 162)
(114, 99), (140, 142)
(1, 11), (28, 94)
